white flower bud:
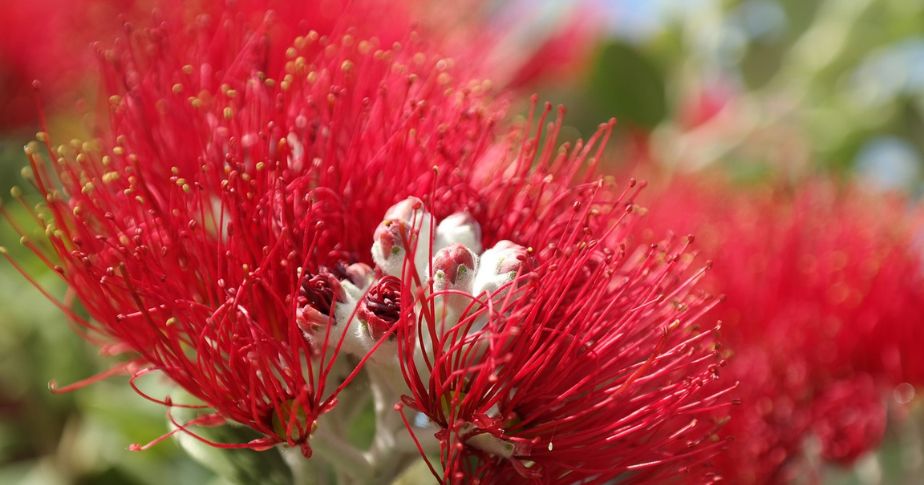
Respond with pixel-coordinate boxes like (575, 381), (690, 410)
(340, 263), (374, 298)
(429, 243), (479, 318)
(473, 240), (529, 296)
(430, 243), (478, 293)
(371, 197), (433, 279)
(436, 212), (482, 254)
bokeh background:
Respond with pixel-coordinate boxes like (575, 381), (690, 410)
(2, 0), (924, 483)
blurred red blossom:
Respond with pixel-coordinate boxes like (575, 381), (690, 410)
(0, 0), (141, 130)
(0, 0), (602, 133)
(640, 175), (924, 482)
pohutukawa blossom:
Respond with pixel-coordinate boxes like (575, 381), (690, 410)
(810, 376), (886, 464)
(640, 175), (924, 482)
(370, 105), (732, 482)
(5, 5), (498, 459)
(3, 5), (731, 485)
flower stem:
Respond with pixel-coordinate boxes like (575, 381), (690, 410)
(311, 427), (374, 484)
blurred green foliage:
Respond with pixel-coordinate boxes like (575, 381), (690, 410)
(586, 41), (668, 130)
(539, 0), (924, 192)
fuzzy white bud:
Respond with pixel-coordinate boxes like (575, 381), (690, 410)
(371, 197), (433, 279)
(429, 243), (479, 318)
(473, 240), (529, 296)
(436, 212), (482, 254)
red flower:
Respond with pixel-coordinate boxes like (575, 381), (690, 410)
(811, 376), (886, 465)
(4, 5), (498, 455)
(640, 176), (924, 482)
(4, 3), (730, 482)
(358, 110), (732, 483)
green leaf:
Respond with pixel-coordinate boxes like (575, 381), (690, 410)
(170, 393), (293, 485)
(585, 41), (667, 130)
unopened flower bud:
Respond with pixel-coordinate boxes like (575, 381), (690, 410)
(383, 196), (423, 221)
(371, 197), (432, 278)
(328, 268), (374, 358)
(371, 219), (409, 275)
(429, 243), (479, 318)
(343, 262), (374, 291)
(436, 212), (482, 254)
(473, 240), (529, 296)
(430, 243), (477, 292)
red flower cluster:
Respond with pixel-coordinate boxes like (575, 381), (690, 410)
(7, 4), (496, 456)
(641, 176), (924, 482)
(3, 3), (731, 483)
(362, 109), (731, 483)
